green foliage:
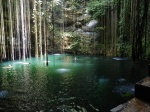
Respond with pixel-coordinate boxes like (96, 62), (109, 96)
(70, 34), (81, 54)
(68, 0), (80, 10)
(116, 42), (131, 57)
(117, 0), (132, 57)
(71, 42), (80, 52)
(96, 26), (105, 32)
(53, 0), (61, 6)
(146, 45), (150, 59)
(117, 30), (131, 57)
(122, 92), (133, 98)
(142, 38), (150, 59)
(88, 0), (113, 19)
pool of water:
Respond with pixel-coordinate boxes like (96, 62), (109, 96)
(0, 54), (148, 112)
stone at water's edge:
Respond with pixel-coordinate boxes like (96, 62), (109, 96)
(110, 103), (126, 112)
(111, 76), (150, 112)
(135, 76), (150, 102)
(113, 98), (150, 112)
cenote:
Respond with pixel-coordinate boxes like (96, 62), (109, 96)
(0, 54), (148, 112)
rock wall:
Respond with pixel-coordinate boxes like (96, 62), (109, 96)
(59, 1), (100, 54)
(52, 0), (100, 54)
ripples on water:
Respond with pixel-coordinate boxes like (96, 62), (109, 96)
(0, 54), (148, 112)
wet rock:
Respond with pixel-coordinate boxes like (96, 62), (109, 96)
(110, 103), (126, 112)
(74, 22), (82, 28)
(118, 98), (150, 112)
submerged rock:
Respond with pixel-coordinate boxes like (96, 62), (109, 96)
(110, 103), (126, 112)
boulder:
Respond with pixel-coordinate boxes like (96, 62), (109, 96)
(74, 22), (82, 28)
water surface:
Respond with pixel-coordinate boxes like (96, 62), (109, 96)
(0, 54), (148, 112)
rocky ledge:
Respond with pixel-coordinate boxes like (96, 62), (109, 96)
(110, 98), (150, 112)
(111, 76), (150, 112)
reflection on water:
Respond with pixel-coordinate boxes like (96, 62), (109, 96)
(0, 90), (8, 98)
(56, 68), (71, 74)
(0, 54), (148, 112)
(53, 53), (61, 55)
(117, 78), (126, 83)
(112, 57), (129, 61)
(16, 62), (31, 65)
(98, 78), (109, 85)
(114, 84), (135, 95)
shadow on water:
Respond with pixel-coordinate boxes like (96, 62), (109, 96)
(0, 54), (148, 112)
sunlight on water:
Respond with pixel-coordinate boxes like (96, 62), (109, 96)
(43, 60), (50, 63)
(112, 57), (129, 61)
(2, 65), (13, 69)
(53, 53), (61, 55)
(16, 62), (31, 64)
(56, 68), (71, 74)
(117, 78), (126, 83)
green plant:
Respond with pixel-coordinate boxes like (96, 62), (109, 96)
(88, 0), (113, 19)
(122, 92), (133, 98)
(70, 34), (81, 54)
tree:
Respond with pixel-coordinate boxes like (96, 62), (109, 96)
(132, 0), (149, 61)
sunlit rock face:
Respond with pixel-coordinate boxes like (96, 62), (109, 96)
(63, 33), (73, 50)
(55, 0), (99, 54)
(81, 19), (98, 32)
(87, 19), (98, 28)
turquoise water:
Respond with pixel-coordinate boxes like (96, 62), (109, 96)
(0, 54), (148, 112)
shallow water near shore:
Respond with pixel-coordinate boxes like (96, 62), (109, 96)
(0, 54), (148, 112)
